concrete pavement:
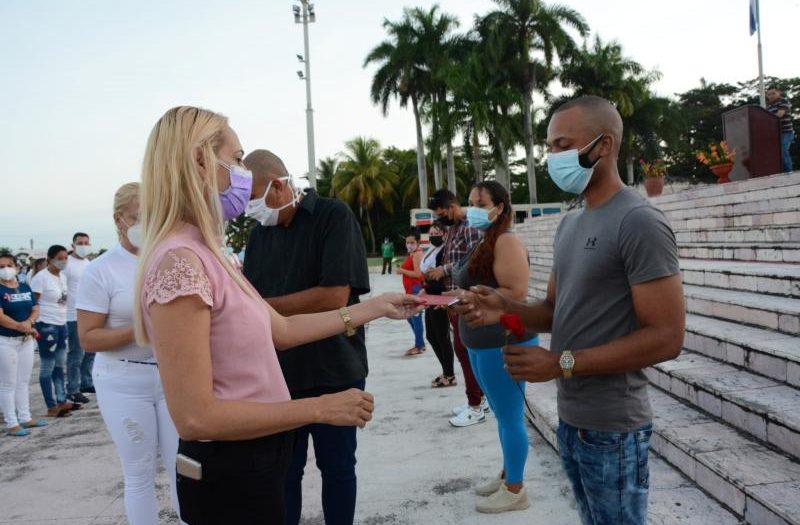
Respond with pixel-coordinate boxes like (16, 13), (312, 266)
(0, 274), (579, 524)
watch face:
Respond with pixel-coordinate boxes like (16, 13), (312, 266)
(560, 353), (575, 369)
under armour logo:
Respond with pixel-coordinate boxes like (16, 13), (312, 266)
(585, 237), (598, 249)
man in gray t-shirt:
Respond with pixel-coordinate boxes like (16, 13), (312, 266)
(459, 95), (685, 525)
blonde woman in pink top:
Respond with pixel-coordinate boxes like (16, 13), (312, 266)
(134, 106), (421, 525)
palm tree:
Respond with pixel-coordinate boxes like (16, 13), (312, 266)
(365, 12), (429, 208)
(409, 5), (461, 193)
(332, 137), (398, 254)
(484, 0), (588, 203)
(317, 156), (339, 197)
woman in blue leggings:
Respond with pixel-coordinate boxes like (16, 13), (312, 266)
(454, 181), (536, 514)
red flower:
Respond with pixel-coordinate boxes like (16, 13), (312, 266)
(500, 313), (525, 339)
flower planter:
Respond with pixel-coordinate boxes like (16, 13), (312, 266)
(644, 177), (665, 197)
(710, 163), (733, 184)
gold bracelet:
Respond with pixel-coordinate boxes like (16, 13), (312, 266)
(339, 307), (356, 337)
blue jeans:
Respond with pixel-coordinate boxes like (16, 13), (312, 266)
(406, 314), (424, 349)
(66, 321), (84, 394)
(285, 379), (364, 525)
(467, 336), (539, 484)
(557, 419), (652, 525)
(36, 322), (68, 408)
(81, 351), (95, 389)
(781, 131), (795, 173)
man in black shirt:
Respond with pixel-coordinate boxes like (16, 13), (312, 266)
(242, 150), (370, 525)
(767, 85), (795, 173)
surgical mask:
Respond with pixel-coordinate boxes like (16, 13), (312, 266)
(546, 134), (604, 194)
(466, 207), (496, 231)
(406, 244), (417, 253)
(245, 176), (301, 227)
(218, 162), (254, 221)
(224, 246), (235, 256)
(0, 267), (17, 281)
(52, 260), (68, 271)
(74, 245), (91, 258)
(429, 235), (444, 247)
(120, 218), (142, 249)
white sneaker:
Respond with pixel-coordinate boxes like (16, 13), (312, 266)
(475, 474), (504, 496)
(476, 484), (529, 514)
(449, 406), (486, 427)
(451, 398), (490, 416)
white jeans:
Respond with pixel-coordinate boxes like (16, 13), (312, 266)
(0, 335), (35, 429)
(93, 357), (183, 525)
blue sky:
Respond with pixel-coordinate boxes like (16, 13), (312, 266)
(1, 0), (797, 252)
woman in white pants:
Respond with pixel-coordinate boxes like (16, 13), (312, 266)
(76, 183), (182, 525)
(0, 253), (47, 436)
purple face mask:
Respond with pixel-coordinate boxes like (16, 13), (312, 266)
(218, 162), (253, 221)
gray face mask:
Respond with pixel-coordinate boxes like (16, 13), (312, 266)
(52, 260), (68, 271)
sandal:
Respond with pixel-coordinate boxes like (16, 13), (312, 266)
(432, 375), (457, 388)
(7, 426), (30, 437)
(22, 419), (48, 428)
(404, 347), (425, 357)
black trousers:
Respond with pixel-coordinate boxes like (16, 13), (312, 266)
(176, 432), (295, 525)
(425, 307), (454, 377)
(381, 257), (393, 274)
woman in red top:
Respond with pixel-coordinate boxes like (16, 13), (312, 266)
(396, 230), (425, 356)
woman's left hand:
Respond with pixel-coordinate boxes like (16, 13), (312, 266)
(379, 293), (425, 320)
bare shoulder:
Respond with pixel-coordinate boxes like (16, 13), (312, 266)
(495, 231), (524, 252)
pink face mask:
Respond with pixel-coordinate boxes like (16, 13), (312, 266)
(218, 162), (253, 221)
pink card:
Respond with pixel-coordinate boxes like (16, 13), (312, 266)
(418, 293), (461, 307)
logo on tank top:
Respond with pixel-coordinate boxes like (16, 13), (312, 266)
(584, 237), (598, 250)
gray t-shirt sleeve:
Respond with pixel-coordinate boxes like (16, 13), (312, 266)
(618, 205), (680, 286)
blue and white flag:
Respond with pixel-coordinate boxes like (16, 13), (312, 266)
(750, 0), (759, 35)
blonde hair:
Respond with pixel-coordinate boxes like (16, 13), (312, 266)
(113, 182), (140, 217)
(133, 106), (257, 345)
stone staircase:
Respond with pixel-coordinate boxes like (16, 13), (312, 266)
(516, 171), (800, 525)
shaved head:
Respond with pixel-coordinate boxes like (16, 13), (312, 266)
(244, 149), (290, 185)
(552, 96), (623, 153)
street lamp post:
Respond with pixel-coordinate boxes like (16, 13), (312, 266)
(294, 1), (317, 188)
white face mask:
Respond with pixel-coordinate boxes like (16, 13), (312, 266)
(74, 245), (91, 258)
(0, 267), (17, 281)
(120, 217), (142, 249)
(245, 176), (302, 227)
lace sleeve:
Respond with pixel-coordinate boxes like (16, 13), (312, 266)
(143, 249), (213, 308)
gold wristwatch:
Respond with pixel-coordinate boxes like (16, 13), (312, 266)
(339, 307), (356, 337)
(559, 350), (575, 379)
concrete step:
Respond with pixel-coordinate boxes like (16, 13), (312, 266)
(652, 171), (800, 210)
(683, 284), (800, 335)
(645, 350), (800, 459)
(676, 226), (800, 244)
(663, 195), (800, 223)
(681, 260), (800, 298)
(525, 381), (800, 525)
(668, 206), (800, 234)
(678, 243), (800, 263)
(523, 382), (742, 525)
(684, 314), (800, 388)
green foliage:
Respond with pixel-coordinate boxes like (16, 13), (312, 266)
(225, 215), (257, 252)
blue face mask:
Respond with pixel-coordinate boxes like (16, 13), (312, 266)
(546, 134), (604, 194)
(466, 206), (496, 231)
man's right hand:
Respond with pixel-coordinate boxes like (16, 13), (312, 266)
(317, 389), (374, 428)
(425, 267), (445, 281)
(459, 285), (509, 327)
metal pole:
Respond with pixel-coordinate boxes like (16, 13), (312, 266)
(756, 0), (766, 108)
(301, 1), (317, 188)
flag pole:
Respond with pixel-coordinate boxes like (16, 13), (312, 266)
(756, 0), (766, 107)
